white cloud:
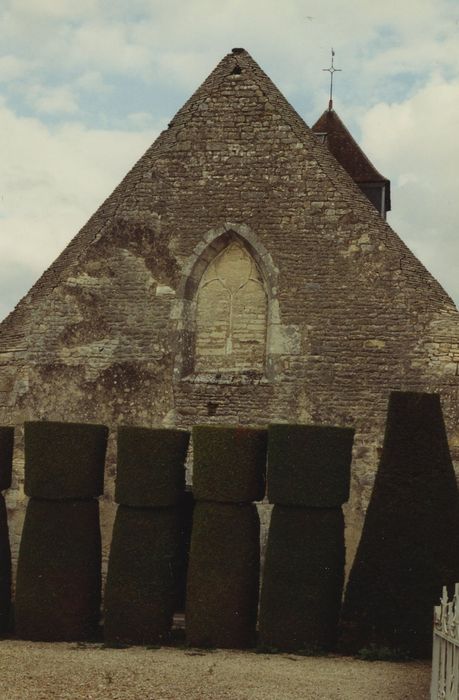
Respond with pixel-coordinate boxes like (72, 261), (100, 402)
(75, 70), (110, 93)
(67, 21), (153, 75)
(0, 0), (458, 317)
(360, 77), (459, 305)
(0, 103), (158, 319)
(125, 111), (158, 129)
(0, 54), (31, 81)
(25, 84), (80, 114)
(8, 0), (98, 20)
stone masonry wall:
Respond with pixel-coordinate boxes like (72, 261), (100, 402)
(1, 49), (458, 580)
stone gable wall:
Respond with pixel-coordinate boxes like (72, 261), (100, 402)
(1, 50), (458, 577)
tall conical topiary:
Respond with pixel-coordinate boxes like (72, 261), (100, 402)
(0, 427), (13, 635)
(104, 426), (190, 647)
(0, 495), (11, 635)
(259, 423), (354, 652)
(186, 425), (267, 649)
(339, 391), (459, 658)
(15, 421), (107, 641)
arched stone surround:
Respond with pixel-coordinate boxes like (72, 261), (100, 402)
(173, 223), (281, 383)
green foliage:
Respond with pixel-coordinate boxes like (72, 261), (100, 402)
(267, 424), (354, 507)
(115, 427), (190, 507)
(192, 425), (267, 503)
(0, 495), (11, 635)
(0, 427), (14, 491)
(15, 499), (101, 641)
(104, 506), (181, 647)
(24, 421), (108, 499)
(340, 391), (459, 658)
(186, 502), (260, 649)
(259, 506), (345, 653)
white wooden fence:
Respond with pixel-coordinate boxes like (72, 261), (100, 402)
(431, 584), (459, 699)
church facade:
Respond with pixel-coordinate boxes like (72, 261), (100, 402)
(1, 48), (459, 571)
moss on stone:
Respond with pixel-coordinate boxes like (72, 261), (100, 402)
(258, 506), (345, 653)
(339, 391), (459, 658)
(186, 502), (260, 649)
(267, 424), (354, 507)
(0, 427), (14, 492)
(0, 495), (11, 635)
(192, 425), (267, 503)
(15, 499), (101, 641)
(24, 421), (108, 499)
(104, 506), (181, 646)
(115, 427), (189, 507)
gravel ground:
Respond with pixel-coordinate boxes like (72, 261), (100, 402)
(0, 640), (431, 699)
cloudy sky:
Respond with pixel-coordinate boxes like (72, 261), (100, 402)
(1, 0), (458, 321)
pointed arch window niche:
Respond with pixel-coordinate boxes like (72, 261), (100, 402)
(175, 227), (278, 383)
(195, 240), (267, 374)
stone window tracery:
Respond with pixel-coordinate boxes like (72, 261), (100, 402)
(194, 240), (267, 373)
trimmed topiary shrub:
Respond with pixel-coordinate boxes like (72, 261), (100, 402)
(104, 506), (181, 646)
(176, 490), (195, 612)
(259, 506), (345, 652)
(115, 427), (190, 507)
(192, 425), (267, 503)
(0, 427), (14, 491)
(0, 495), (11, 635)
(339, 391), (459, 658)
(24, 421), (108, 499)
(267, 424), (354, 507)
(186, 502), (260, 649)
(15, 499), (101, 641)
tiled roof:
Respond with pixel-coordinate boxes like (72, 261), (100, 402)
(311, 108), (391, 212)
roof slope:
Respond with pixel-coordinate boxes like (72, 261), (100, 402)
(0, 49), (454, 350)
(311, 109), (388, 184)
(312, 108), (391, 214)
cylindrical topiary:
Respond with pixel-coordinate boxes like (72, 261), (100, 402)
(186, 502), (260, 649)
(192, 425), (267, 503)
(15, 499), (101, 641)
(259, 506), (345, 652)
(267, 424), (354, 507)
(104, 506), (181, 646)
(339, 391), (459, 658)
(176, 490), (195, 612)
(24, 421), (108, 499)
(115, 427), (190, 507)
(0, 427), (14, 491)
(0, 495), (11, 635)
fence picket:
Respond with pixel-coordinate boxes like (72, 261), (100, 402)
(431, 586), (459, 700)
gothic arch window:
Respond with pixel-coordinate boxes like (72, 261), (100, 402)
(194, 240), (267, 373)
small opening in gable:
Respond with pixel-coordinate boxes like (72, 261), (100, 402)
(231, 65), (242, 75)
(207, 402), (218, 416)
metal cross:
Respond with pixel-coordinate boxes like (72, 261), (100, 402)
(322, 48), (342, 111)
